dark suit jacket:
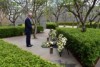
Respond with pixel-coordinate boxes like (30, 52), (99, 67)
(25, 17), (32, 35)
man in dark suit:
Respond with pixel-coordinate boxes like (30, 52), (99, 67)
(25, 13), (33, 47)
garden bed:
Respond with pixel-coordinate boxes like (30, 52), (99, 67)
(0, 40), (60, 67)
(57, 28), (100, 67)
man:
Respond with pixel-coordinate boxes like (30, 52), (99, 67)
(25, 13), (33, 47)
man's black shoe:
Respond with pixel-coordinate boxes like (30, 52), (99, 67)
(30, 44), (33, 46)
(26, 45), (33, 47)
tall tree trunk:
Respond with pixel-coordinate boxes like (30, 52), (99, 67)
(89, 22), (92, 28)
(33, 21), (37, 39)
(33, 11), (37, 39)
(12, 21), (16, 26)
(0, 22), (2, 26)
(77, 22), (80, 28)
(81, 23), (86, 32)
(96, 20), (100, 29)
(55, 17), (59, 26)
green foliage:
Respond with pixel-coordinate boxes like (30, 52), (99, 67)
(58, 22), (100, 28)
(18, 24), (44, 33)
(0, 26), (24, 38)
(56, 28), (100, 67)
(0, 40), (60, 67)
(46, 22), (57, 29)
(58, 22), (77, 26)
(37, 25), (44, 33)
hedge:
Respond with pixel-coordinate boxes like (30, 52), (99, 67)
(0, 25), (44, 38)
(0, 26), (24, 38)
(56, 28), (100, 67)
(37, 25), (44, 33)
(0, 40), (60, 67)
(18, 24), (44, 33)
(46, 22), (57, 29)
(58, 22), (100, 28)
(58, 22), (78, 26)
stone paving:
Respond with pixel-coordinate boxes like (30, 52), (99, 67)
(3, 29), (100, 67)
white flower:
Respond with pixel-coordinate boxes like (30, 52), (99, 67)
(57, 34), (67, 52)
(50, 41), (53, 44)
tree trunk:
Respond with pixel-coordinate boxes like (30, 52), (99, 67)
(12, 21), (16, 26)
(55, 17), (59, 26)
(33, 24), (37, 39)
(81, 23), (86, 32)
(96, 19), (100, 29)
(32, 16), (37, 39)
(77, 22), (80, 28)
(90, 22), (92, 27)
(0, 22), (2, 26)
(55, 16), (59, 23)
(13, 23), (15, 26)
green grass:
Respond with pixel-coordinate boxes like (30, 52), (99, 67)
(0, 40), (60, 67)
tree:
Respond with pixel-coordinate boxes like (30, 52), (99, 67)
(88, 5), (100, 28)
(6, 0), (23, 26)
(48, 0), (66, 23)
(64, 0), (99, 32)
(0, 0), (8, 25)
(14, 0), (48, 38)
(29, 0), (47, 38)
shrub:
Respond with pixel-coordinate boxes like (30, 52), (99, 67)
(18, 24), (25, 27)
(0, 26), (24, 38)
(58, 22), (77, 26)
(58, 22), (100, 28)
(37, 25), (44, 33)
(56, 28), (100, 67)
(46, 22), (57, 29)
(0, 40), (60, 67)
(18, 24), (44, 33)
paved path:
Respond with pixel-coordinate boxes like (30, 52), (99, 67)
(3, 29), (100, 67)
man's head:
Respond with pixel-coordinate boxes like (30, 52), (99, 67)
(28, 12), (33, 19)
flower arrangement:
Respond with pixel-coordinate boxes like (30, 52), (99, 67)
(49, 29), (57, 40)
(41, 41), (50, 48)
(57, 34), (67, 52)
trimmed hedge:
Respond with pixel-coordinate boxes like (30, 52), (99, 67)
(0, 26), (24, 38)
(56, 28), (100, 67)
(18, 24), (44, 33)
(46, 22), (57, 29)
(58, 22), (100, 28)
(37, 25), (44, 33)
(0, 40), (60, 67)
(0, 25), (44, 38)
(58, 22), (78, 26)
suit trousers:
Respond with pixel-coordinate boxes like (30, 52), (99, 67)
(26, 34), (31, 46)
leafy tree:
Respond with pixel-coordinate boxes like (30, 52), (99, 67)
(0, 0), (8, 25)
(64, 0), (99, 32)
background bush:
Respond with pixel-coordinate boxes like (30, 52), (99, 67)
(58, 22), (77, 26)
(56, 28), (100, 67)
(46, 22), (57, 29)
(37, 25), (44, 33)
(0, 40), (60, 67)
(0, 26), (24, 38)
(58, 22), (100, 28)
(18, 24), (44, 33)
